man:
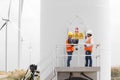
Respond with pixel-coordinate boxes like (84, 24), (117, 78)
(84, 30), (94, 67)
(66, 32), (74, 67)
(73, 27), (84, 50)
(23, 64), (40, 80)
(73, 27), (79, 44)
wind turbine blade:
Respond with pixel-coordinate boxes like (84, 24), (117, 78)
(8, 0), (12, 20)
(0, 22), (7, 31)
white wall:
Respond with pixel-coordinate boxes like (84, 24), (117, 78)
(40, 0), (110, 80)
(110, 0), (120, 66)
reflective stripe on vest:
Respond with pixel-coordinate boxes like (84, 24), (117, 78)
(66, 39), (74, 52)
(84, 37), (93, 52)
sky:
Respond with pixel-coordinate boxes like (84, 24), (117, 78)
(0, 0), (40, 71)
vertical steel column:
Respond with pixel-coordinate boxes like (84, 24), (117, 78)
(18, 0), (21, 69)
(5, 23), (8, 71)
(5, 0), (12, 71)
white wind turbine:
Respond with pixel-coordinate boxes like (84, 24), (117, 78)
(0, 0), (12, 71)
(0, 0), (24, 71)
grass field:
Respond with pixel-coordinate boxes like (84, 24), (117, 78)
(111, 67), (120, 80)
(0, 69), (26, 80)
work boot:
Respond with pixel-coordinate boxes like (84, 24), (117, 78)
(67, 64), (70, 67)
(85, 64), (88, 67)
(89, 65), (92, 67)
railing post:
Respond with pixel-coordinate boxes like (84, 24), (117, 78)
(64, 46), (66, 67)
(77, 49), (79, 67)
(77, 44), (79, 67)
(96, 46), (98, 67)
(56, 44), (100, 67)
(56, 45), (58, 67)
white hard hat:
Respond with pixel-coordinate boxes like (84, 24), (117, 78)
(86, 30), (93, 35)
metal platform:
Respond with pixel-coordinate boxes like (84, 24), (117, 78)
(55, 67), (100, 72)
(45, 67), (100, 80)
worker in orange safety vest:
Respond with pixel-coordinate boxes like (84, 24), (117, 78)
(84, 30), (94, 67)
(66, 32), (74, 67)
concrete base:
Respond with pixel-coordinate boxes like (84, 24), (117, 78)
(57, 72), (97, 80)
(55, 67), (100, 80)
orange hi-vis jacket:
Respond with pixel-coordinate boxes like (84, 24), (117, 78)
(84, 37), (93, 52)
(66, 39), (74, 52)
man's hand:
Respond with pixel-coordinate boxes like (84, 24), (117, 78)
(84, 45), (87, 47)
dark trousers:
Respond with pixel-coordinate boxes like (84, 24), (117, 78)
(85, 51), (92, 67)
(67, 52), (72, 67)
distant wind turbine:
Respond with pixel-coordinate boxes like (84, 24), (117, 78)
(0, 0), (12, 71)
(18, 0), (24, 69)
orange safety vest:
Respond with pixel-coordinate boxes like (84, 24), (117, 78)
(84, 37), (93, 52)
(66, 39), (74, 52)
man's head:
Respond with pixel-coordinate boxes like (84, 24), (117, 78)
(87, 33), (92, 37)
(30, 64), (37, 73)
(74, 27), (79, 33)
(86, 30), (92, 37)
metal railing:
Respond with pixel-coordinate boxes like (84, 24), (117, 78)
(40, 43), (101, 80)
(55, 43), (101, 67)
